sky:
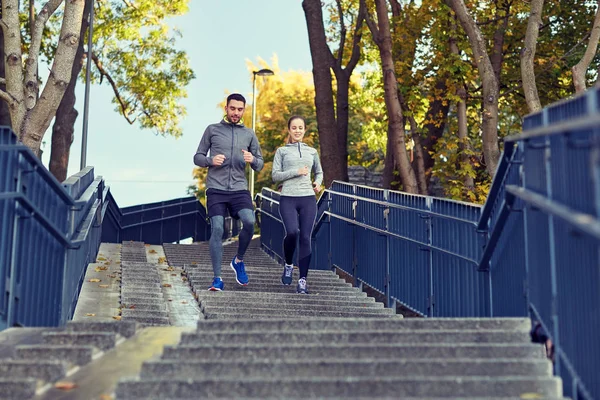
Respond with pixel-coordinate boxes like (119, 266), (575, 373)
(41, 0), (314, 207)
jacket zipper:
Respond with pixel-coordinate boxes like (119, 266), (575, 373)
(228, 124), (234, 189)
(297, 142), (302, 158)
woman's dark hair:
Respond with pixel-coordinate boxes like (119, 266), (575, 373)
(286, 116), (306, 144)
(287, 115), (306, 129)
(227, 93), (246, 105)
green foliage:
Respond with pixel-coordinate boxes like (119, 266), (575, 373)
(90, 0), (195, 137)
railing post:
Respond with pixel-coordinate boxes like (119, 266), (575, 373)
(545, 136), (561, 378)
(327, 191), (333, 271)
(384, 189), (391, 308)
(426, 197), (434, 317)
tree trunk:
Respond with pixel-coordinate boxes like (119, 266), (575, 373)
(572, 0), (600, 93)
(521, 0), (544, 113)
(367, 0), (418, 193)
(302, 0), (345, 187)
(382, 124), (396, 189)
(49, 0), (91, 182)
(1, 0), (86, 155)
(450, 18), (474, 190)
(419, 77), (450, 191)
(457, 87), (474, 190)
(0, 22), (12, 127)
(408, 115), (428, 194)
(490, 4), (510, 83)
(334, 74), (350, 181)
(445, 0), (500, 177)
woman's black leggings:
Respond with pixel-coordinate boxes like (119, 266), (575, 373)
(279, 195), (317, 279)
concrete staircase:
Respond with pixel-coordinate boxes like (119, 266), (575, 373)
(114, 241), (564, 399)
(0, 321), (137, 399)
(115, 317), (562, 399)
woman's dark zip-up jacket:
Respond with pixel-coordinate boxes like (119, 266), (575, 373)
(194, 119), (264, 191)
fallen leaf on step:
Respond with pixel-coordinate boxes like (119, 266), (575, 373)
(166, 266), (175, 271)
(157, 257), (166, 264)
(128, 305), (136, 309)
(181, 301), (188, 304)
(149, 249), (157, 254)
(95, 266), (108, 272)
(88, 278), (101, 283)
(171, 274), (177, 276)
(181, 277), (188, 282)
(99, 395), (113, 400)
(98, 284), (109, 288)
(108, 274), (116, 278)
(85, 313), (95, 317)
(112, 316), (122, 321)
(97, 256), (107, 261)
(55, 381), (77, 390)
(162, 283), (172, 288)
(520, 394), (543, 399)
(168, 299), (173, 302)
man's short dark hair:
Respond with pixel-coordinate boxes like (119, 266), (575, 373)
(227, 93), (246, 105)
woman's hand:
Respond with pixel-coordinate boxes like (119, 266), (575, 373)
(313, 182), (322, 194)
(298, 166), (309, 176)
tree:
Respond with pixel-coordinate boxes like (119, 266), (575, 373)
(444, 0), (501, 177)
(302, 0), (365, 187)
(572, 0), (600, 93)
(363, 0), (418, 193)
(1, 0), (85, 154)
(49, 0), (194, 181)
(521, 0), (544, 113)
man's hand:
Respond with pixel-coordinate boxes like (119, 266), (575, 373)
(242, 149), (254, 164)
(298, 166), (309, 176)
(212, 154), (226, 166)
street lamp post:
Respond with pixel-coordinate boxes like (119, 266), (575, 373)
(80, 0), (95, 170)
(249, 68), (274, 199)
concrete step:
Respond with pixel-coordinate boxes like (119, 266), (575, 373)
(16, 345), (97, 366)
(188, 279), (361, 294)
(121, 276), (161, 284)
(178, 330), (530, 346)
(197, 296), (382, 310)
(139, 358), (552, 379)
(185, 267), (339, 278)
(195, 291), (369, 302)
(184, 263), (335, 277)
(115, 376), (562, 398)
(201, 306), (394, 319)
(202, 311), (400, 319)
(120, 314), (170, 326)
(42, 331), (117, 351)
(195, 318), (530, 333)
(121, 309), (168, 320)
(161, 343), (546, 361)
(0, 378), (37, 400)
(186, 273), (348, 286)
(66, 320), (138, 338)
(120, 302), (167, 312)
(0, 359), (68, 382)
(121, 295), (165, 305)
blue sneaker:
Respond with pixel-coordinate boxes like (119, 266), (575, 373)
(208, 277), (224, 291)
(296, 278), (308, 294)
(230, 256), (249, 285)
(281, 264), (294, 285)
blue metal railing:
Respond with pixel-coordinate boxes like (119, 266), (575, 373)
(0, 127), (103, 329)
(0, 126), (213, 329)
(479, 88), (600, 400)
(256, 87), (600, 400)
(256, 182), (487, 317)
(101, 193), (211, 244)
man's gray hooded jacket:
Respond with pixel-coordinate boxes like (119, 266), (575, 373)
(194, 119), (264, 192)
